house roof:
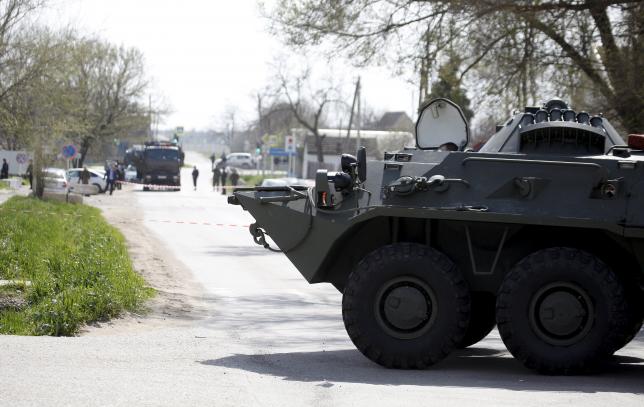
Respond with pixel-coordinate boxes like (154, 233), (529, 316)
(376, 111), (414, 131)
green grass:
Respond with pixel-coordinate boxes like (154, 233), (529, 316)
(0, 196), (153, 336)
(0, 182), (7, 190)
(240, 173), (285, 186)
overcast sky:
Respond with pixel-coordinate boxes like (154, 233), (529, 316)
(42, 0), (416, 131)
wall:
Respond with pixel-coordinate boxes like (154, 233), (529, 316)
(0, 150), (32, 175)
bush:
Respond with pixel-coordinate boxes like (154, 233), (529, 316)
(0, 196), (153, 335)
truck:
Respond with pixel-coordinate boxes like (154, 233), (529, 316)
(139, 141), (182, 191)
(229, 98), (643, 374)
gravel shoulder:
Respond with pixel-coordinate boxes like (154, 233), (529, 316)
(82, 187), (207, 335)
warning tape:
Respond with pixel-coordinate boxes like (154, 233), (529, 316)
(116, 180), (245, 190)
(115, 180), (180, 190)
(0, 208), (250, 229)
(130, 219), (250, 229)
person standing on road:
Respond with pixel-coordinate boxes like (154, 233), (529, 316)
(116, 162), (124, 190)
(26, 159), (33, 189)
(212, 166), (221, 191)
(79, 167), (91, 196)
(1, 159), (8, 179)
(230, 168), (239, 187)
(192, 165), (199, 190)
(220, 166), (228, 195)
(104, 164), (117, 195)
(79, 167), (91, 185)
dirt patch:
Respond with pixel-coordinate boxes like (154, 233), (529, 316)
(0, 287), (27, 311)
(81, 187), (207, 335)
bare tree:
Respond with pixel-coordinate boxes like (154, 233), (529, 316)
(273, 65), (343, 163)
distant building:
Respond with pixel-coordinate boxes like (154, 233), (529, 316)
(293, 128), (414, 178)
(373, 111), (414, 133)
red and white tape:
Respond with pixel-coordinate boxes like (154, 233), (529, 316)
(0, 208), (249, 229)
(116, 180), (244, 190)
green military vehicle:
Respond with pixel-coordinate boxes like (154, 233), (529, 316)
(229, 98), (643, 374)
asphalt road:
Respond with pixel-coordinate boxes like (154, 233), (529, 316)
(1, 152), (643, 406)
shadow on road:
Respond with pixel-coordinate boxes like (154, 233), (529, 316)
(203, 245), (277, 257)
(199, 347), (644, 394)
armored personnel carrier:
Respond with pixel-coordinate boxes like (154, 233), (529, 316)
(229, 98), (643, 374)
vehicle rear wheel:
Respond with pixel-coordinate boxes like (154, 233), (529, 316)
(143, 186), (149, 191)
(92, 183), (103, 193)
(457, 292), (496, 348)
(342, 243), (470, 369)
(496, 247), (629, 374)
(241, 163), (251, 169)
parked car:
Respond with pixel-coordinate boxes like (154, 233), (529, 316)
(225, 153), (255, 169)
(43, 168), (69, 193)
(67, 168), (107, 193)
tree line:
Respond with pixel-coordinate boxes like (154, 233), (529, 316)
(0, 0), (152, 167)
(267, 0), (643, 134)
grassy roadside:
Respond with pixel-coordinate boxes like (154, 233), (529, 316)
(240, 173), (286, 186)
(0, 196), (153, 336)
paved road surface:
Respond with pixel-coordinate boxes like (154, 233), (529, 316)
(1, 152), (642, 406)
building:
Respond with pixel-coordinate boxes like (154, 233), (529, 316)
(293, 128), (414, 178)
(372, 111), (415, 133)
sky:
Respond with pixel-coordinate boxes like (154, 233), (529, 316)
(41, 0), (417, 131)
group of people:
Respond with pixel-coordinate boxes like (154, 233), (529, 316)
(212, 160), (239, 195)
(190, 153), (240, 193)
(212, 166), (239, 194)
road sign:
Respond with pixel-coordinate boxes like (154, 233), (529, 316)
(15, 153), (28, 164)
(269, 147), (292, 157)
(285, 135), (296, 154)
(62, 144), (77, 160)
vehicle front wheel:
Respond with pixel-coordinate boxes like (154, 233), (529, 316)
(496, 247), (629, 374)
(342, 243), (470, 369)
(92, 183), (103, 194)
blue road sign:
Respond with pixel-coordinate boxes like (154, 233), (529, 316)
(269, 147), (293, 157)
(62, 144), (77, 159)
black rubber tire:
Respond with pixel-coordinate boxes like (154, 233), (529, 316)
(496, 247), (629, 374)
(142, 186), (149, 191)
(342, 243), (470, 369)
(612, 290), (644, 353)
(92, 183), (103, 193)
(457, 292), (496, 348)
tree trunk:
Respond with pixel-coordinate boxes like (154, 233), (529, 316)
(313, 131), (324, 163)
(78, 137), (91, 168)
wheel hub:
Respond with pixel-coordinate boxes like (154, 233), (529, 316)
(529, 282), (594, 346)
(376, 277), (436, 339)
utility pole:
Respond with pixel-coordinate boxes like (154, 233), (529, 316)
(148, 94), (152, 140)
(356, 82), (361, 151)
(344, 77), (360, 149)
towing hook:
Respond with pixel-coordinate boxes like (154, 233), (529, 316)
(249, 223), (265, 245)
(249, 222), (282, 253)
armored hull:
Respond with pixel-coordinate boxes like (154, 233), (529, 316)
(231, 99), (644, 374)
